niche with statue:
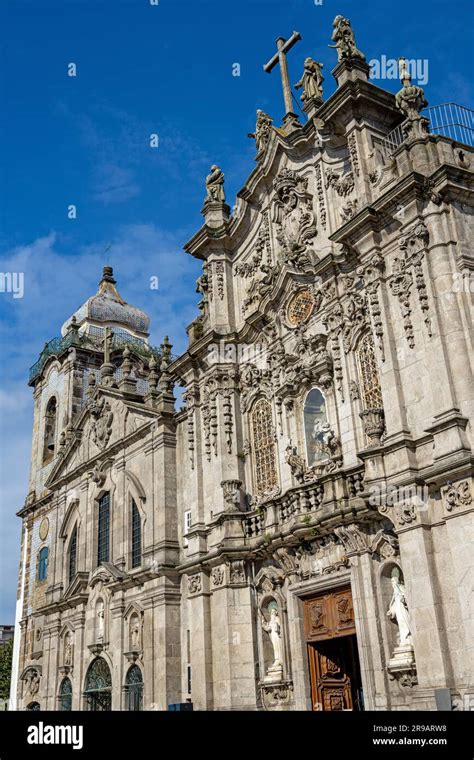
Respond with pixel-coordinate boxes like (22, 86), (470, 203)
(254, 567), (293, 710)
(381, 563), (417, 687)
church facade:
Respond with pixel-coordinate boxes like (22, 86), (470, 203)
(10, 17), (474, 712)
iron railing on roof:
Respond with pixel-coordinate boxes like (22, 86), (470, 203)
(382, 102), (473, 157)
(28, 330), (163, 384)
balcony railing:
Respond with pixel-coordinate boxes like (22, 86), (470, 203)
(382, 102), (473, 157)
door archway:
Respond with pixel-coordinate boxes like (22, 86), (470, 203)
(83, 657), (112, 711)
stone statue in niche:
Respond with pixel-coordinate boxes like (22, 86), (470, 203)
(130, 616), (140, 650)
(261, 605), (283, 679)
(295, 58), (324, 102)
(205, 165), (226, 203)
(64, 632), (73, 666)
(304, 388), (328, 466)
(387, 567), (412, 646)
(96, 602), (105, 642)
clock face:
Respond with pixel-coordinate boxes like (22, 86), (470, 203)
(39, 517), (49, 541)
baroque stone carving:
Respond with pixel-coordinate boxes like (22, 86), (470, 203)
(183, 387), (198, 470)
(349, 380), (360, 401)
(325, 168), (355, 197)
(260, 681), (293, 710)
(390, 221), (431, 347)
(358, 253), (386, 360)
(341, 199), (359, 222)
(229, 560), (246, 585)
(330, 15), (365, 61)
(272, 169), (317, 272)
(211, 566), (224, 587)
(188, 574), (202, 595)
(359, 407), (385, 447)
(295, 535), (348, 578)
(221, 479), (241, 508)
(315, 163), (327, 229)
(334, 524), (368, 553)
(442, 480), (472, 512)
(395, 63), (428, 120)
(348, 133), (360, 176)
(23, 667), (41, 696)
(89, 396), (113, 451)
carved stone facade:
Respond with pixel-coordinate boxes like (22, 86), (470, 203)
(11, 17), (474, 714)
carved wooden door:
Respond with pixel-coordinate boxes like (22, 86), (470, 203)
(304, 587), (362, 711)
(304, 586), (356, 641)
(308, 638), (358, 711)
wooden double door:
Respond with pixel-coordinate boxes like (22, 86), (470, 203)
(304, 587), (363, 711)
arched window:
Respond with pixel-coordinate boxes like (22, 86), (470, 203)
(26, 702), (41, 711)
(83, 657), (112, 711)
(38, 547), (49, 581)
(131, 500), (141, 569)
(42, 397), (57, 464)
(356, 333), (383, 409)
(250, 398), (278, 497)
(58, 677), (72, 711)
(97, 493), (110, 565)
(124, 665), (143, 711)
(68, 525), (77, 583)
(304, 388), (328, 467)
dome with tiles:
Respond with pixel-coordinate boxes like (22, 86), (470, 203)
(61, 266), (150, 339)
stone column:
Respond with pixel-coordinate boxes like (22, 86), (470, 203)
(187, 574), (214, 710)
(396, 522), (452, 689)
(209, 564), (258, 710)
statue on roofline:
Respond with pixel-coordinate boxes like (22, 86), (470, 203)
(329, 16), (365, 62)
(295, 58), (324, 102)
(205, 165), (226, 203)
(248, 109), (273, 153)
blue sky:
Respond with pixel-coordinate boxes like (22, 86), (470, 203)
(0, 0), (472, 621)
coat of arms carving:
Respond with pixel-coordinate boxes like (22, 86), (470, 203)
(272, 169), (317, 272)
(89, 396), (114, 450)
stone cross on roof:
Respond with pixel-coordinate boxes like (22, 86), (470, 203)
(263, 31), (301, 123)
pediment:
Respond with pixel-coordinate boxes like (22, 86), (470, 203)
(45, 389), (157, 488)
(88, 562), (127, 589)
(63, 571), (89, 600)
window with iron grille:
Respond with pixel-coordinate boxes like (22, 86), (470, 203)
(131, 499), (141, 569)
(250, 398), (278, 496)
(38, 547), (49, 581)
(97, 493), (110, 565)
(59, 677), (72, 711)
(357, 333), (383, 409)
(68, 525), (77, 583)
(125, 665), (143, 711)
